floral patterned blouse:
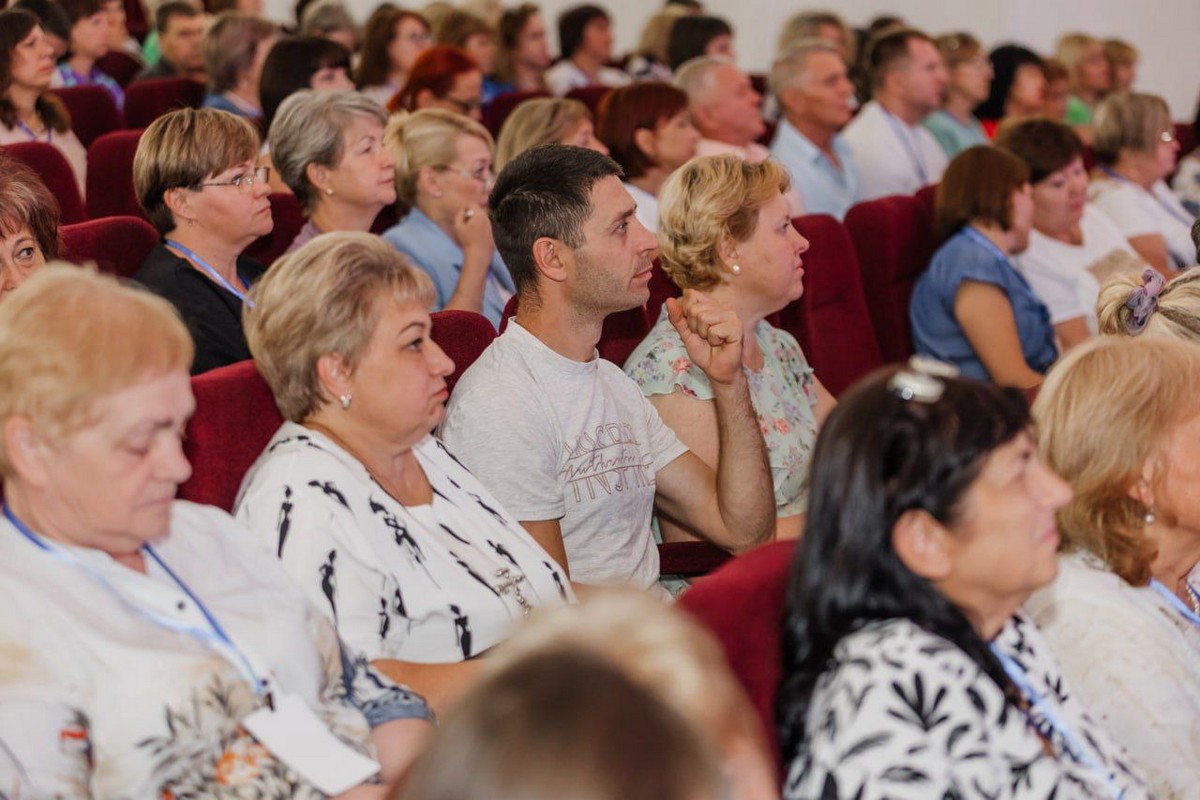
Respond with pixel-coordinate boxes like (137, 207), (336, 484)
(0, 501), (430, 798)
(624, 308), (819, 516)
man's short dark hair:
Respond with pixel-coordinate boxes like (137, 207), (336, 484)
(864, 26), (931, 91)
(666, 15), (731, 71)
(557, 4), (607, 60)
(156, 1), (201, 35)
(489, 144), (623, 301)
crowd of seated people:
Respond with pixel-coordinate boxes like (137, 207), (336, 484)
(1, 0), (1200, 796)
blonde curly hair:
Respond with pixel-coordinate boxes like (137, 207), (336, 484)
(656, 155), (791, 291)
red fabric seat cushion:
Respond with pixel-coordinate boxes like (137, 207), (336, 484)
(50, 85), (125, 148)
(60, 216), (158, 278)
(124, 77), (204, 129)
(3, 141), (86, 224)
(86, 128), (145, 221)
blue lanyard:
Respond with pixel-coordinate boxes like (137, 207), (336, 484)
(15, 119), (50, 144)
(1099, 166), (1194, 227)
(1148, 578), (1200, 627)
(2, 504), (272, 705)
(880, 107), (928, 185)
(990, 645), (1125, 798)
(164, 239), (255, 307)
(961, 226), (1012, 266)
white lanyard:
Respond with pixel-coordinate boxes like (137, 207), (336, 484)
(881, 107), (929, 185)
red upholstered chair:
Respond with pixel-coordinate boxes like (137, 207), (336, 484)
(179, 360), (284, 511)
(123, 0), (149, 41)
(429, 309), (497, 395)
(774, 215), (883, 396)
(914, 182), (938, 221)
(124, 77), (204, 128)
(51, 85), (125, 147)
(498, 294), (650, 366)
(748, 72), (767, 97)
(482, 89), (549, 138)
(243, 193), (305, 267)
(3, 142), (86, 224)
(60, 216), (158, 278)
(96, 51), (143, 87)
(370, 202), (401, 234)
(86, 128), (145, 220)
(1177, 122), (1196, 161)
(845, 194), (937, 363)
(646, 258), (679, 323)
(565, 85), (612, 116)
(679, 539), (796, 772)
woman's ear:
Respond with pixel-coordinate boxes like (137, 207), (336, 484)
(162, 187), (194, 225)
(892, 509), (953, 581)
(415, 165), (443, 200)
(1128, 457), (1158, 509)
(716, 236), (739, 270)
(632, 127), (657, 161)
(305, 161), (331, 196)
(3, 416), (51, 488)
(315, 352), (353, 404)
(414, 87), (438, 111)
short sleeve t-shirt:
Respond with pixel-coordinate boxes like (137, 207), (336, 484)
(910, 227), (1057, 381)
(1015, 205), (1142, 332)
(440, 321), (688, 590)
(1088, 177), (1198, 269)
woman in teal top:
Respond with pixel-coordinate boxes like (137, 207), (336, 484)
(923, 32), (991, 158)
(624, 155), (835, 543)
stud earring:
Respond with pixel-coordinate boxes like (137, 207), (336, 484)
(731, 264), (741, 275)
(1145, 507), (1157, 525)
(325, 187), (334, 196)
(339, 394), (352, 410)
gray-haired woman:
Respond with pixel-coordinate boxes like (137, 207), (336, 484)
(270, 89), (397, 254)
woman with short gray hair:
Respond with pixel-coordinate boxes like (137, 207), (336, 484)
(270, 89), (397, 254)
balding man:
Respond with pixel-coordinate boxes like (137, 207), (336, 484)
(676, 56), (804, 214)
(769, 39), (861, 219)
(841, 27), (948, 200)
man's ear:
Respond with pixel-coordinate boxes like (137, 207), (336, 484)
(4, 416), (52, 489)
(892, 509), (953, 581)
(531, 237), (569, 284)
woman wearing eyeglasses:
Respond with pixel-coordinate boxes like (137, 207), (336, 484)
(382, 108), (513, 328)
(132, 107), (273, 375)
(387, 46), (484, 123)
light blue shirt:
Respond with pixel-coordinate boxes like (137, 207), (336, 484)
(383, 207), (515, 328)
(769, 119), (860, 220)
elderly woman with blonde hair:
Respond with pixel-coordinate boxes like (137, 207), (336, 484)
(1029, 334), (1200, 797)
(133, 107), (273, 374)
(493, 96), (607, 172)
(270, 89), (396, 254)
(382, 108), (513, 327)
(0, 266), (431, 797)
(235, 232), (572, 714)
(486, 589), (778, 800)
(624, 154), (835, 543)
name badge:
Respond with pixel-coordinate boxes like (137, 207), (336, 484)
(243, 694), (381, 795)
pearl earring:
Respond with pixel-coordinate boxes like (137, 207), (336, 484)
(339, 394), (352, 410)
(325, 187), (334, 196)
(1145, 507), (1157, 525)
(731, 264), (741, 275)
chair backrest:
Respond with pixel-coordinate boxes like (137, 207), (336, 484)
(178, 359), (284, 511)
(679, 539), (796, 772)
(429, 309), (497, 395)
(96, 50), (143, 88)
(124, 77), (204, 128)
(564, 85), (612, 116)
(122, 0), (148, 41)
(243, 193), (305, 267)
(844, 194), (936, 363)
(50, 85), (125, 147)
(482, 89), (549, 139)
(914, 182), (938, 221)
(60, 216), (158, 278)
(3, 141), (86, 224)
(774, 215), (884, 396)
(86, 128), (145, 220)
(498, 294), (650, 366)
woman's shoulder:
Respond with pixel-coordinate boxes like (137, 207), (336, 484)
(239, 423), (372, 509)
(623, 309), (712, 399)
(131, 243), (189, 291)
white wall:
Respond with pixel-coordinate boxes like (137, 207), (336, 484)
(531, 0), (1200, 120)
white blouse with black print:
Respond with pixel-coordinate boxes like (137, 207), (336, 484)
(784, 614), (1150, 800)
(235, 423), (573, 665)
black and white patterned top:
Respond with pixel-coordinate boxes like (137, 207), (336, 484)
(235, 423), (573, 664)
(784, 615), (1151, 799)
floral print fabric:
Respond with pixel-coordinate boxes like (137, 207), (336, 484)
(624, 308), (819, 516)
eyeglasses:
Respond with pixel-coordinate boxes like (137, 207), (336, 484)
(438, 164), (495, 188)
(197, 166), (271, 194)
(1160, 130), (1177, 144)
(443, 94), (483, 115)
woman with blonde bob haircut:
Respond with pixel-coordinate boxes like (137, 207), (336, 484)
(625, 154), (834, 544)
(0, 266), (432, 797)
(493, 96), (607, 172)
(485, 589), (778, 800)
(236, 232), (571, 714)
(382, 108), (513, 327)
(1028, 334), (1200, 798)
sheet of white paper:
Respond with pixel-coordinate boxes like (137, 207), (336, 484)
(243, 694), (381, 796)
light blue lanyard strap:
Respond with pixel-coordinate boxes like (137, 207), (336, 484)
(1148, 578), (1200, 627)
(1098, 166), (1195, 227)
(16, 120), (51, 144)
(990, 644), (1125, 799)
(2, 504), (271, 704)
(881, 108), (929, 185)
(164, 239), (255, 308)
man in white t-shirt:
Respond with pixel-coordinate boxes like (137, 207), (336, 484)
(441, 144), (774, 591)
(842, 27), (949, 200)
